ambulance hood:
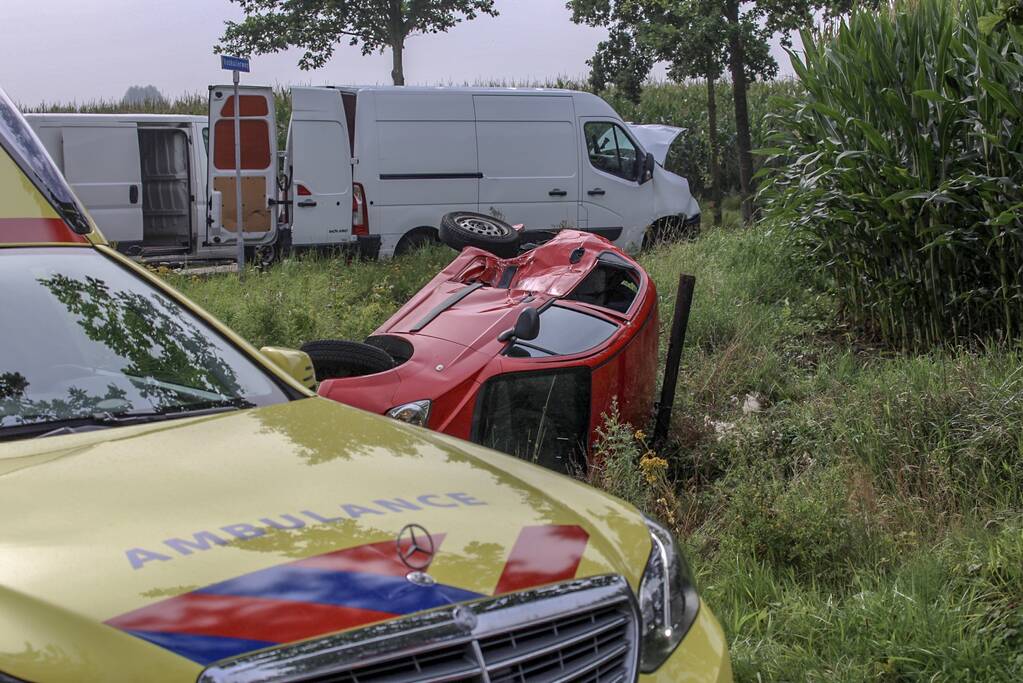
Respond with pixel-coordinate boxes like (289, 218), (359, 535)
(0, 397), (651, 682)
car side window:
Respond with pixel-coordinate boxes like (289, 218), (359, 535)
(585, 121), (639, 181)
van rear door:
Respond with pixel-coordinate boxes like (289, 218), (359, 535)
(206, 85), (277, 247)
(287, 87), (352, 246)
(61, 124), (144, 246)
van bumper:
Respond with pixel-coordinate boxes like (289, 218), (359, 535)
(355, 235), (381, 261)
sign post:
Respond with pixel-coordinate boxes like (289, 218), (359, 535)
(220, 55), (250, 277)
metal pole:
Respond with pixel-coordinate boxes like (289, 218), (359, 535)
(233, 69), (245, 278)
(653, 274), (696, 447)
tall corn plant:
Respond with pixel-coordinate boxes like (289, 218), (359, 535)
(759, 0), (1023, 349)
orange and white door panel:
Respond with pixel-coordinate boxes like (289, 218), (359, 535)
(206, 85), (278, 245)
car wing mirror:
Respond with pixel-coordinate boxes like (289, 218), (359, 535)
(260, 346), (316, 390)
(498, 307), (540, 343)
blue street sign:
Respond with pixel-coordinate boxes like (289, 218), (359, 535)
(220, 55), (250, 73)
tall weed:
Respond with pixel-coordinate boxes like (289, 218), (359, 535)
(760, 0), (1023, 348)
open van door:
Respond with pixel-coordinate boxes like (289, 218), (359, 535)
(61, 124), (144, 247)
(286, 87), (353, 247)
(206, 85), (278, 249)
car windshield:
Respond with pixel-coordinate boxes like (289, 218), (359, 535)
(0, 248), (289, 435)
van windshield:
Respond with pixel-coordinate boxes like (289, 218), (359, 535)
(0, 248), (289, 439)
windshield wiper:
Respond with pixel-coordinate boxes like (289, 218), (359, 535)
(0, 398), (255, 442)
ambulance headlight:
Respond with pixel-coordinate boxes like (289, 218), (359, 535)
(387, 400), (431, 427)
(637, 516), (700, 672)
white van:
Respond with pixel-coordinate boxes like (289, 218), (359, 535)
(207, 85), (700, 260)
(24, 113), (224, 260)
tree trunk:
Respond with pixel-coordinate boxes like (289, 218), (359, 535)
(725, 0), (754, 224)
(389, 0), (405, 86)
(391, 36), (405, 85)
(706, 73), (723, 226)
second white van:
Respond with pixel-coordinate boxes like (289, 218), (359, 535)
(207, 85), (701, 260)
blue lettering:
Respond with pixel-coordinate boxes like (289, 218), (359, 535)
(417, 494), (458, 508)
(222, 523), (266, 540)
(341, 504), (383, 519)
(260, 514), (306, 530)
(302, 509), (344, 523)
(373, 498), (422, 513)
(163, 531), (227, 556)
(447, 492), (487, 506)
(126, 547), (172, 570)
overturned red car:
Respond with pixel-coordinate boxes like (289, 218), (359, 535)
(306, 213), (659, 474)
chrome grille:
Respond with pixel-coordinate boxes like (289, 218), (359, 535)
(199, 575), (639, 683)
(481, 603), (632, 683)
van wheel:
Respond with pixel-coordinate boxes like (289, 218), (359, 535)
(439, 212), (521, 258)
(643, 215), (700, 249)
(394, 228), (439, 256)
(300, 340), (395, 380)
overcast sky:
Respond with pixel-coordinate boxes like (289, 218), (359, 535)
(2, 0), (798, 107)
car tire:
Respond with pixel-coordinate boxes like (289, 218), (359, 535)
(439, 211), (521, 258)
(300, 340), (395, 380)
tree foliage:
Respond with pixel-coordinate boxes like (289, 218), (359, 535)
(568, 0), (839, 222)
(122, 85), (165, 106)
(218, 0), (497, 85)
(588, 26), (654, 103)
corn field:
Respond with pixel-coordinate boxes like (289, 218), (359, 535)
(760, 0), (1023, 349)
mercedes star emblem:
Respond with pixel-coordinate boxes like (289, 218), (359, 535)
(396, 523), (436, 572)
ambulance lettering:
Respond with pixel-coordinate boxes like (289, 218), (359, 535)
(124, 491), (488, 569)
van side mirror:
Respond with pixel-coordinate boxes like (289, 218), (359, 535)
(498, 307), (540, 343)
(260, 346), (316, 390)
(638, 152), (655, 184)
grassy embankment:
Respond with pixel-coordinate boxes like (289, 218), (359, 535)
(165, 216), (1023, 681)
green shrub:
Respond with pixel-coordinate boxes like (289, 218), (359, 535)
(714, 524), (1023, 681)
(760, 0), (1023, 349)
(718, 462), (883, 585)
(590, 401), (682, 529)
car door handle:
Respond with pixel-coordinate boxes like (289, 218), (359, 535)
(587, 188), (606, 196)
(129, 184), (139, 204)
(297, 199), (317, 208)
(548, 188), (568, 197)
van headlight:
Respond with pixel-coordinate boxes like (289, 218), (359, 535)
(387, 399), (431, 426)
(637, 516), (700, 672)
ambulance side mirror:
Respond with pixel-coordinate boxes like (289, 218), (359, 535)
(260, 346), (316, 391)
